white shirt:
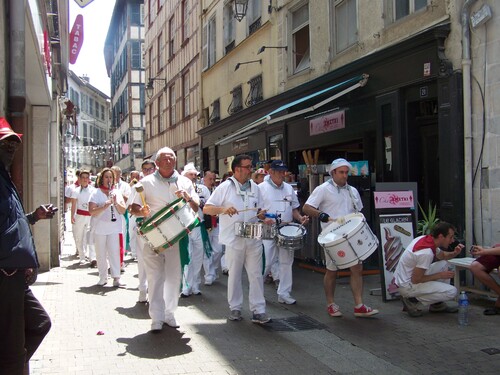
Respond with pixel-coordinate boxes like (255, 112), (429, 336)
(305, 181), (363, 229)
(258, 176), (299, 223)
(89, 188), (124, 235)
(205, 177), (263, 249)
(394, 235), (435, 288)
(196, 183), (211, 222)
(71, 185), (96, 212)
(116, 179), (131, 200)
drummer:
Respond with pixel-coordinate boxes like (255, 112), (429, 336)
(259, 160), (309, 305)
(303, 158), (379, 318)
(203, 154), (272, 324)
(129, 147), (199, 333)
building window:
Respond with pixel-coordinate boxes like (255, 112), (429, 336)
(158, 32), (165, 70)
(223, 3), (236, 55)
(89, 98), (94, 117)
(169, 83), (176, 126)
(247, 0), (262, 36)
(168, 16), (175, 59)
(182, 72), (190, 118)
(158, 94), (164, 132)
(202, 16), (216, 70)
(101, 104), (105, 120)
(228, 85), (243, 115)
(148, 47), (153, 79)
(131, 40), (142, 69)
(209, 99), (220, 125)
(182, 0), (189, 42)
(333, 0), (357, 54)
(291, 4), (310, 73)
(246, 75), (263, 107)
(386, 0), (428, 23)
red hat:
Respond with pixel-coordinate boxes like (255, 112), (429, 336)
(0, 117), (22, 142)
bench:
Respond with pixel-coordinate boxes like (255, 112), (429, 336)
(448, 257), (499, 299)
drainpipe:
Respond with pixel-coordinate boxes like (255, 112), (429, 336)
(462, 0), (477, 252)
(8, 0), (26, 197)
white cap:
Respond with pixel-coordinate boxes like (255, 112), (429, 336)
(182, 162), (199, 176)
(329, 158), (353, 174)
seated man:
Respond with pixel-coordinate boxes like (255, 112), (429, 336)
(394, 222), (463, 317)
(470, 244), (500, 315)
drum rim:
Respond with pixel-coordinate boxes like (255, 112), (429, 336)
(156, 217), (201, 251)
(140, 197), (186, 234)
(317, 216), (364, 246)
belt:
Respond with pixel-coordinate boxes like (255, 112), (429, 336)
(76, 209), (91, 216)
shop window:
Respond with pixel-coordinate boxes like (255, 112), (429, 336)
(209, 99), (220, 125)
(291, 4), (310, 73)
(228, 86), (243, 115)
(333, 0), (358, 54)
(223, 3), (236, 55)
(385, 0), (428, 24)
(246, 75), (263, 107)
(269, 134), (283, 161)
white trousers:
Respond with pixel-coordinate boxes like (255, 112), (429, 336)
(226, 241), (266, 314)
(94, 233), (121, 281)
(132, 220), (148, 293)
(263, 240), (294, 298)
(203, 226), (224, 282)
(128, 216), (139, 259)
(398, 260), (457, 305)
(262, 239), (280, 280)
(73, 214), (92, 261)
(142, 243), (181, 322)
(182, 226), (204, 294)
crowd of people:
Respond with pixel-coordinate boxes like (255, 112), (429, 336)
(3, 111), (500, 373)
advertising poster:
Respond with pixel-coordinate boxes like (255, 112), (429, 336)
(379, 213), (415, 301)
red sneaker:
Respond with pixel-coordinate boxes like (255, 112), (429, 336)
(354, 304), (379, 317)
(327, 303), (343, 317)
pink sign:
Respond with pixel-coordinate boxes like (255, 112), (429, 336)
(374, 191), (414, 209)
(69, 15), (84, 65)
(309, 110), (345, 136)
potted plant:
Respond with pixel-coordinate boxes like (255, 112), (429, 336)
(417, 202), (439, 235)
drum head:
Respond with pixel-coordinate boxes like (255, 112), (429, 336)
(318, 216), (363, 245)
(278, 224), (305, 237)
(140, 197), (184, 234)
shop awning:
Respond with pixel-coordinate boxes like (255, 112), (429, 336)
(215, 74), (369, 146)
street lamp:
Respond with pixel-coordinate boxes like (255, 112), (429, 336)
(257, 46), (288, 54)
(146, 77), (167, 98)
(234, 59), (262, 71)
(234, 0), (249, 22)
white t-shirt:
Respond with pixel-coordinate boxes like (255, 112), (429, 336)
(196, 183), (211, 222)
(116, 179), (131, 200)
(205, 177), (263, 249)
(65, 183), (77, 198)
(89, 188), (124, 235)
(305, 180), (363, 229)
(394, 235), (435, 288)
(258, 176), (299, 223)
(71, 185), (96, 212)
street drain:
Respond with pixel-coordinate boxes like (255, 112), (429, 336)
(262, 315), (325, 332)
(481, 348), (500, 355)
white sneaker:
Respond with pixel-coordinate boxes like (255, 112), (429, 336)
(278, 295), (297, 305)
(150, 321), (163, 333)
(204, 278), (213, 286)
(138, 291), (147, 303)
(113, 279), (126, 288)
(164, 314), (179, 328)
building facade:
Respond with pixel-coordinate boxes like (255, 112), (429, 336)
(104, 0), (146, 173)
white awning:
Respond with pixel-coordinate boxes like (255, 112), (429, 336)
(215, 74), (369, 146)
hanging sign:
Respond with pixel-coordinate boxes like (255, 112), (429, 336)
(74, 0), (95, 8)
(309, 110), (345, 136)
(69, 15), (84, 65)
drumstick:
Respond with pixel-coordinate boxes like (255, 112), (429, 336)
(221, 207), (264, 214)
(134, 183), (147, 208)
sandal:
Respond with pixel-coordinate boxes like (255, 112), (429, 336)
(483, 307), (500, 315)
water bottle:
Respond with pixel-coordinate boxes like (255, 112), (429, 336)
(458, 291), (469, 326)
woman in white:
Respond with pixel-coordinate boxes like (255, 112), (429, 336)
(89, 168), (127, 287)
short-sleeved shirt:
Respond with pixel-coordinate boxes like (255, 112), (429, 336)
(258, 176), (299, 223)
(89, 188), (124, 235)
(196, 183), (211, 222)
(205, 177), (263, 249)
(71, 185), (96, 212)
(394, 235), (435, 288)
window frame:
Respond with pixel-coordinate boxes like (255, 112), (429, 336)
(332, 0), (358, 55)
(289, 2), (311, 74)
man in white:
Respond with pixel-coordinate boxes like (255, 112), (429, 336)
(394, 222), (463, 317)
(204, 154), (271, 324)
(304, 158), (379, 318)
(259, 160), (309, 305)
(200, 170), (223, 286)
(130, 147), (199, 332)
(70, 170), (96, 265)
(180, 163), (207, 298)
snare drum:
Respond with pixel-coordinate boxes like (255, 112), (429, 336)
(317, 214), (378, 270)
(139, 198), (199, 253)
(234, 222), (276, 240)
(276, 223), (307, 251)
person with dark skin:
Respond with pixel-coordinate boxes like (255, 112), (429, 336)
(0, 117), (57, 375)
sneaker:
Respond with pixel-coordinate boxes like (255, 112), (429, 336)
(90, 260), (97, 268)
(112, 279), (126, 288)
(97, 280), (107, 286)
(264, 275), (273, 284)
(327, 303), (343, 317)
(354, 304), (379, 317)
(251, 312), (271, 324)
(278, 295), (297, 305)
(138, 291), (147, 303)
(222, 269), (229, 276)
(401, 297), (423, 317)
(164, 315), (179, 328)
(429, 302), (458, 313)
(150, 321), (163, 333)
(274, 279), (280, 289)
(193, 291), (202, 296)
(204, 278), (213, 286)
(228, 310), (242, 321)
(180, 293), (190, 298)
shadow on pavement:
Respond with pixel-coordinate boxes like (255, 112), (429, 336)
(116, 329), (192, 359)
(77, 285), (124, 295)
(115, 304), (150, 320)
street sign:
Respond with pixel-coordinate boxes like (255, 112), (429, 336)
(69, 15), (84, 65)
(74, 0), (95, 8)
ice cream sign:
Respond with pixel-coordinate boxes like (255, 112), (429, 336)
(373, 191), (414, 209)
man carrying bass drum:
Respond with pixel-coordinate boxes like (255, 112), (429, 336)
(303, 158), (379, 318)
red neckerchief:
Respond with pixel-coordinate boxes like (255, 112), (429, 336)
(99, 185), (111, 193)
(412, 235), (437, 255)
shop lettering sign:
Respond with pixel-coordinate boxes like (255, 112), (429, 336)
(69, 15), (84, 65)
(309, 110), (345, 136)
(232, 137), (249, 152)
(374, 191), (414, 209)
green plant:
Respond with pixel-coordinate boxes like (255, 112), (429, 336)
(417, 202), (439, 235)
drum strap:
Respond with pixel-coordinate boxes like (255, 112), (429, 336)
(328, 180), (361, 213)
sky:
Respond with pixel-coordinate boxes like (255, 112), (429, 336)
(69, 0), (117, 96)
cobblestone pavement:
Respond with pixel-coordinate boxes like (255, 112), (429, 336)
(29, 228), (500, 374)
